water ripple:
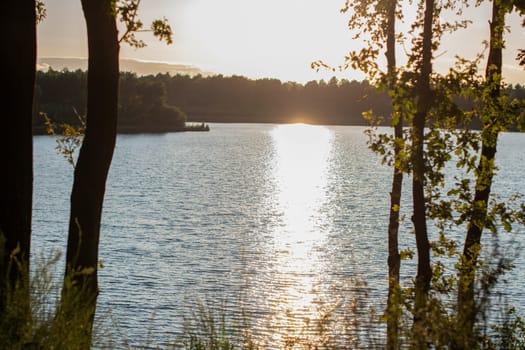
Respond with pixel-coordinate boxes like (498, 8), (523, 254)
(31, 125), (525, 348)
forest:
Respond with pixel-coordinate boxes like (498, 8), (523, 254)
(33, 68), (525, 133)
(32, 69), (388, 131)
(33, 69), (392, 131)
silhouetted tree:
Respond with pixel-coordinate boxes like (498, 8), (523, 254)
(411, 0), (434, 335)
(62, 0), (119, 345)
(339, 0), (403, 346)
(0, 0), (36, 312)
(61, 2), (173, 345)
(383, 2), (402, 347)
(457, 1), (519, 346)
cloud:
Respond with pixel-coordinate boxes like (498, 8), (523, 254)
(36, 57), (210, 77)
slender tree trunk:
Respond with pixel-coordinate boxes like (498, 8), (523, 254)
(457, 0), (504, 346)
(0, 0), (36, 312)
(62, 0), (119, 346)
(385, 1), (402, 349)
(411, 0), (434, 344)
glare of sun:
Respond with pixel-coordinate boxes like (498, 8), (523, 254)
(268, 123), (334, 343)
(272, 123), (332, 243)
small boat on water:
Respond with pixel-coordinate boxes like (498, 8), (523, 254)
(184, 122), (210, 132)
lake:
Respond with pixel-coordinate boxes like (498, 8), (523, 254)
(32, 123), (525, 348)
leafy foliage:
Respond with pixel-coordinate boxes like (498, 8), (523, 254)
(338, 0), (525, 347)
(36, 1), (46, 23)
(41, 111), (85, 167)
(117, 0), (173, 48)
(518, 49), (525, 67)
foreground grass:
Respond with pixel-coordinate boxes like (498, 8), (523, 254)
(0, 251), (115, 349)
(1, 253), (525, 349)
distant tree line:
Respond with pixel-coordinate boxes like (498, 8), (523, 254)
(33, 69), (394, 132)
(155, 73), (392, 124)
(33, 69), (525, 133)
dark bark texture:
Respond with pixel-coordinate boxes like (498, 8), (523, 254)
(411, 0), (434, 344)
(462, 0), (503, 262)
(457, 1), (504, 347)
(63, 0), (119, 345)
(0, 0), (36, 310)
(385, 0), (402, 349)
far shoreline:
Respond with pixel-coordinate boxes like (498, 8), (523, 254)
(32, 122), (210, 136)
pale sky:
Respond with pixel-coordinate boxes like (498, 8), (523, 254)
(38, 0), (525, 84)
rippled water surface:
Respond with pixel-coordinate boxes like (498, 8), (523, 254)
(32, 124), (525, 347)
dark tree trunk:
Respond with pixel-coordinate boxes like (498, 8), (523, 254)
(385, 0), (402, 349)
(411, 0), (433, 343)
(457, 0), (504, 346)
(0, 0), (36, 311)
(62, 0), (119, 346)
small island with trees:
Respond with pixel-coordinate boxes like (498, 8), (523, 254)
(33, 69), (211, 134)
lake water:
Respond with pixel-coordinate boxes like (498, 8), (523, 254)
(32, 123), (525, 348)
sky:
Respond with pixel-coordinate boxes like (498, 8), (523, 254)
(38, 0), (525, 84)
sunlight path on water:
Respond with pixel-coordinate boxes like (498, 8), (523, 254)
(264, 124), (334, 346)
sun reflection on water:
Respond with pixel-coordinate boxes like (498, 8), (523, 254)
(272, 124), (333, 241)
(266, 123), (334, 346)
